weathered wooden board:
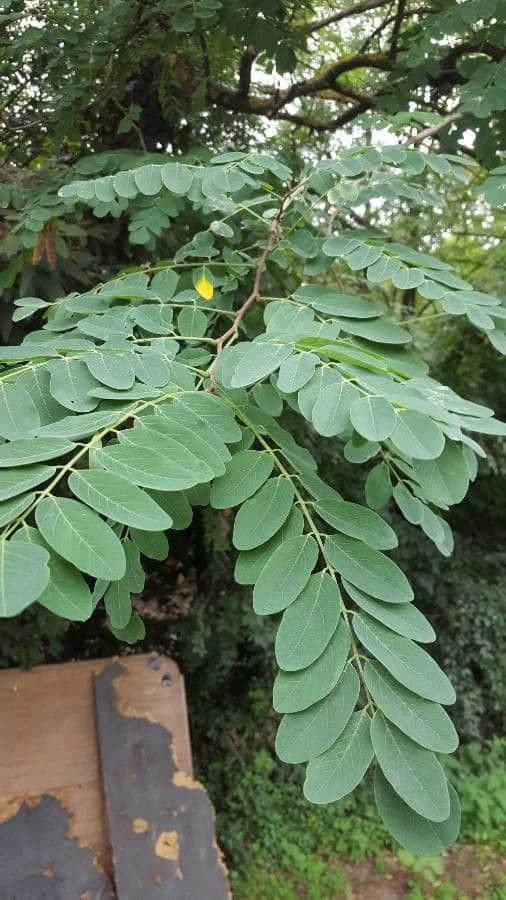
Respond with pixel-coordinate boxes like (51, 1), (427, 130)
(0, 654), (229, 899)
(95, 661), (230, 899)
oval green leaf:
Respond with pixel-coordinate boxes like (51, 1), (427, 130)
(275, 664), (360, 763)
(35, 497), (126, 580)
(273, 619), (351, 713)
(364, 661), (458, 753)
(304, 710), (373, 804)
(353, 613), (456, 704)
(275, 572), (341, 671)
(371, 712), (450, 822)
(253, 535), (318, 616)
(325, 533), (413, 604)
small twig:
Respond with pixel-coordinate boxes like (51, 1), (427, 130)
(406, 112), (461, 146)
(389, 0), (406, 57)
(212, 202), (286, 362)
(111, 96), (147, 152)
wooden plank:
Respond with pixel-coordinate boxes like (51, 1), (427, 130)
(0, 653), (194, 888)
(94, 661), (230, 899)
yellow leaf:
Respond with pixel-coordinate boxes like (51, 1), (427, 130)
(195, 273), (213, 300)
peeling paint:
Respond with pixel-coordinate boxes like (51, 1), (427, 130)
(154, 830), (180, 861)
(132, 817), (149, 834)
(172, 770), (201, 790)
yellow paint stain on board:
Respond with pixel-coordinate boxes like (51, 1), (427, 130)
(155, 830), (179, 861)
(132, 817), (149, 834)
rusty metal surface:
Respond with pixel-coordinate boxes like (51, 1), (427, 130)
(0, 795), (114, 900)
(94, 662), (229, 900)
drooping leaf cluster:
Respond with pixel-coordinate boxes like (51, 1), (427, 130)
(1, 148), (506, 854)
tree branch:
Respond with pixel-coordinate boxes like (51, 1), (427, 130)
(406, 112), (462, 145)
(389, 0), (406, 57)
(237, 44), (257, 99)
(211, 193), (296, 367)
(304, 0), (389, 33)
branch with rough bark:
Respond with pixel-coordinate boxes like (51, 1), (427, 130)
(304, 0), (389, 33)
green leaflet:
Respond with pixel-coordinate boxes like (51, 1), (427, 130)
(13, 526), (92, 621)
(412, 443), (469, 506)
(325, 533), (413, 604)
(210, 450), (273, 508)
(0, 383), (40, 440)
(68, 470), (172, 531)
(16, 367), (67, 425)
(393, 483), (423, 524)
(153, 403), (232, 462)
(308, 292), (378, 319)
(232, 476), (295, 550)
(149, 490), (193, 530)
(178, 306), (208, 339)
(344, 580), (435, 642)
(366, 256), (401, 284)
(133, 304), (174, 334)
(34, 408), (133, 439)
(0, 539), (50, 617)
(344, 434), (379, 464)
(365, 462), (392, 509)
(276, 352), (318, 393)
(297, 471), (343, 506)
(0, 438), (75, 467)
(275, 663), (360, 763)
(374, 769), (461, 856)
(231, 342), (292, 388)
(35, 496), (126, 580)
(298, 367), (341, 422)
(131, 349), (174, 387)
(371, 712), (450, 822)
(0, 464), (56, 502)
(83, 351), (135, 389)
(104, 580), (132, 629)
(364, 662), (458, 753)
(390, 410), (445, 460)
(273, 619), (351, 713)
(176, 392), (242, 443)
(118, 427), (214, 484)
(353, 613), (456, 704)
(0, 492), (35, 527)
(46, 358), (100, 413)
(130, 528), (169, 560)
(350, 396), (396, 441)
(303, 710), (373, 804)
(234, 506), (304, 584)
(95, 442), (201, 491)
(136, 417), (227, 478)
(311, 379), (359, 437)
(275, 572), (341, 671)
(253, 535), (318, 615)
(122, 539), (146, 593)
(252, 383), (283, 417)
(89, 383), (163, 401)
(315, 499), (397, 551)
(161, 162), (193, 194)
(109, 613), (146, 644)
(335, 317), (411, 345)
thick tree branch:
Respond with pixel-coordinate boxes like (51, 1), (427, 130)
(237, 44), (257, 99)
(304, 0), (389, 33)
